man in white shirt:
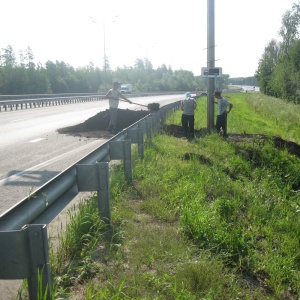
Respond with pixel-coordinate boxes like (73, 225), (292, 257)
(105, 82), (132, 134)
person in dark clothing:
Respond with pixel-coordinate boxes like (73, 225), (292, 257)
(181, 92), (197, 140)
(213, 91), (233, 138)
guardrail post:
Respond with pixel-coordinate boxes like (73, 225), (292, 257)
(151, 115), (157, 134)
(97, 162), (111, 224)
(161, 109), (168, 127)
(27, 224), (52, 300)
(124, 139), (132, 183)
(137, 128), (144, 158)
(0, 224), (52, 300)
(146, 120), (152, 144)
(76, 162), (111, 225)
(157, 110), (164, 129)
(126, 128), (144, 158)
(151, 114), (161, 134)
(109, 139), (133, 183)
(139, 121), (152, 146)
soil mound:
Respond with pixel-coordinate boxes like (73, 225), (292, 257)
(57, 108), (149, 138)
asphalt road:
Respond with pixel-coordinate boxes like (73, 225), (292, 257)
(0, 94), (183, 216)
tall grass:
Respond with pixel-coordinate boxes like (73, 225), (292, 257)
(236, 93), (300, 142)
(30, 92), (300, 299)
(246, 94), (300, 143)
(127, 133), (300, 297)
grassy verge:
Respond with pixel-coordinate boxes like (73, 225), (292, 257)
(20, 93), (300, 299)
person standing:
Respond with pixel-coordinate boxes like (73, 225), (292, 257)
(105, 82), (132, 134)
(213, 91), (233, 138)
(181, 92), (197, 140)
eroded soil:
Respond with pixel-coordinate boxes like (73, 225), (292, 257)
(57, 108), (300, 158)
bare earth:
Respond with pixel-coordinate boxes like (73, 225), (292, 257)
(57, 108), (300, 159)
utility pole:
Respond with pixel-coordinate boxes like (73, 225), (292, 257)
(207, 0), (215, 132)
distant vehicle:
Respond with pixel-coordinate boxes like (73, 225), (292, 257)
(120, 83), (133, 94)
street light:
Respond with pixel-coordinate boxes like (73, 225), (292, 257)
(103, 20), (107, 72)
(104, 16), (119, 72)
(89, 15), (118, 72)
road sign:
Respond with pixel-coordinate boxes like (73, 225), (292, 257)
(201, 67), (222, 78)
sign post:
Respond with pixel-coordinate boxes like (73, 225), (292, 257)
(201, 67), (222, 78)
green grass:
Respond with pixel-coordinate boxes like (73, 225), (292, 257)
(19, 92), (300, 299)
(236, 93), (300, 142)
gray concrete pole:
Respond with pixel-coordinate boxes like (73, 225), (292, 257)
(207, 0), (215, 132)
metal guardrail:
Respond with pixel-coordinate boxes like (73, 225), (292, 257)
(0, 100), (181, 300)
(0, 92), (185, 112)
(0, 93), (102, 101)
(0, 94), (105, 112)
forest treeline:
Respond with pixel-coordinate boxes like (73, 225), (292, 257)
(0, 45), (259, 96)
(0, 46), (205, 95)
(255, 1), (300, 103)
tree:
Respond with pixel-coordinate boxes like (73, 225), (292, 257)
(255, 40), (280, 95)
(279, 3), (300, 57)
(19, 50), (25, 67)
(134, 58), (145, 70)
(271, 39), (300, 101)
(103, 54), (110, 72)
(1, 45), (16, 67)
(270, 61), (296, 100)
(25, 46), (35, 69)
(144, 58), (153, 70)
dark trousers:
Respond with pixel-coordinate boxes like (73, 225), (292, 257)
(216, 112), (227, 137)
(181, 114), (195, 139)
(107, 107), (118, 132)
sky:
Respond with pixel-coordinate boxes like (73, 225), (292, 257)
(0, 0), (298, 78)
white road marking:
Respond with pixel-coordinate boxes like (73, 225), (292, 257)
(9, 118), (32, 122)
(29, 138), (46, 143)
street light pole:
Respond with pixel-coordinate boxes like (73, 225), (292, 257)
(89, 16), (107, 71)
(102, 16), (118, 72)
(103, 21), (106, 72)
